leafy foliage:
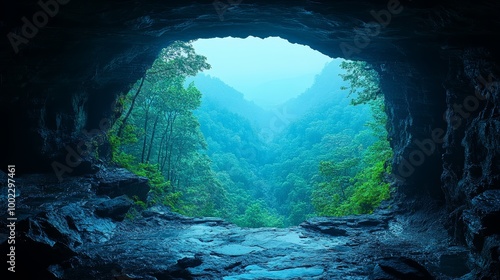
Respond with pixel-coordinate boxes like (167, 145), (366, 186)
(339, 60), (381, 105)
(109, 41), (228, 218)
(234, 202), (284, 228)
(312, 61), (392, 216)
(111, 48), (392, 227)
(193, 60), (392, 226)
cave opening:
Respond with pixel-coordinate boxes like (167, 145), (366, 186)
(110, 36), (393, 228)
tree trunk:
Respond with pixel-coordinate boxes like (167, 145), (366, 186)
(166, 114), (177, 181)
(146, 114), (159, 163)
(157, 129), (166, 168)
(117, 75), (145, 137)
(140, 108), (150, 163)
(157, 115), (169, 168)
(158, 114), (171, 173)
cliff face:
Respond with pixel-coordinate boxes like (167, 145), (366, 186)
(1, 0), (500, 278)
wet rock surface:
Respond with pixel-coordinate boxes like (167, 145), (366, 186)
(1, 173), (478, 280)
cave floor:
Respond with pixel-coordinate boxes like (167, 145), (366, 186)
(68, 206), (467, 280)
(67, 207), (471, 279)
(2, 173), (473, 279)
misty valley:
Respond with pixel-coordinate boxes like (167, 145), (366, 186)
(110, 40), (392, 227)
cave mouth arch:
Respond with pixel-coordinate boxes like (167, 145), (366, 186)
(4, 0), (444, 201)
(111, 35), (394, 228)
(2, 0), (451, 242)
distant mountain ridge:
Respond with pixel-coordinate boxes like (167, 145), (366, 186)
(188, 60), (350, 140)
(187, 74), (273, 129)
(278, 59), (350, 118)
(243, 74), (316, 109)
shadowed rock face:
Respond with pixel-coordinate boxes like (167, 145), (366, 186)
(1, 0), (500, 278)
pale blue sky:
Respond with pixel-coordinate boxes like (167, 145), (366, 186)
(192, 36), (332, 108)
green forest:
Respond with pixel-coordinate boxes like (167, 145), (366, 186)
(109, 41), (393, 227)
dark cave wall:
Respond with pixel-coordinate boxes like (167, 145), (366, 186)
(380, 56), (448, 200)
(2, 0), (500, 274)
(442, 49), (500, 210)
(442, 49), (500, 274)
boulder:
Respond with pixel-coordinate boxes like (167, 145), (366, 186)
(95, 195), (133, 221)
(95, 168), (150, 201)
(371, 257), (434, 280)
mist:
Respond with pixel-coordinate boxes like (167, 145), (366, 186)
(192, 36), (333, 108)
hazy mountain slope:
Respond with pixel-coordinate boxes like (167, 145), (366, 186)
(278, 60), (350, 118)
(188, 74), (273, 129)
(243, 74), (315, 108)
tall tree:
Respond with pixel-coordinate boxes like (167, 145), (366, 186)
(110, 41), (225, 217)
(116, 41), (210, 137)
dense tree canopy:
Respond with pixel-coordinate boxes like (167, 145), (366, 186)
(109, 41), (229, 218)
(109, 41), (393, 227)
